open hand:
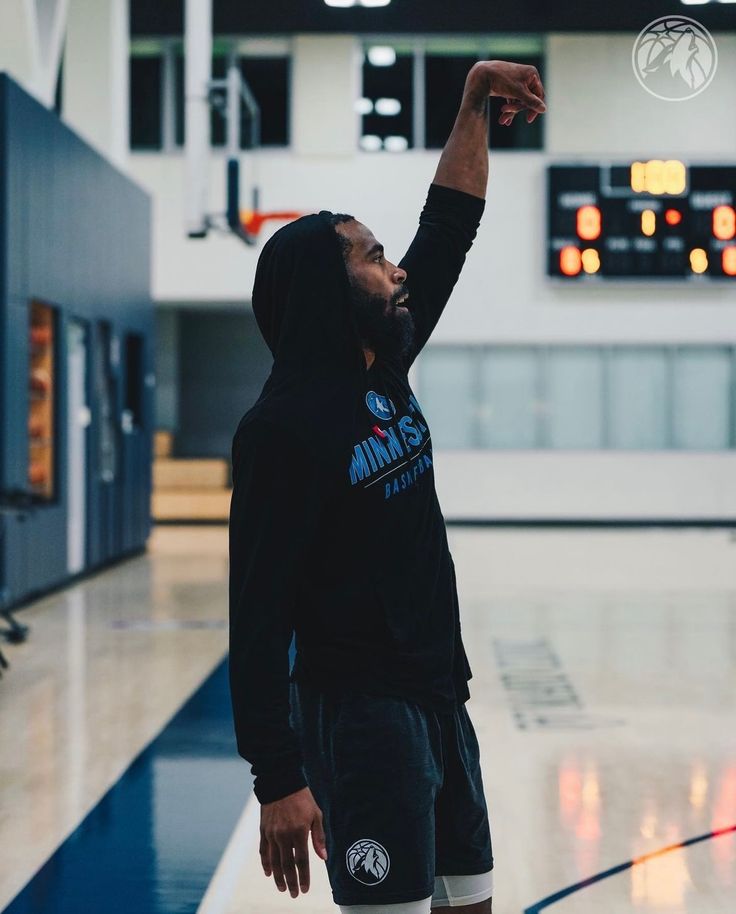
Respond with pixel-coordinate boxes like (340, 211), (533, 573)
(260, 785), (328, 898)
(479, 60), (546, 126)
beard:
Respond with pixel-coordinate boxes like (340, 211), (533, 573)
(349, 279), (416, 362)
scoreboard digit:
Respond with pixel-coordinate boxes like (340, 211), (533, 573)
(547, 162), (736, 279)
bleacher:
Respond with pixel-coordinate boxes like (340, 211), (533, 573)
(151, 431), (232, 522)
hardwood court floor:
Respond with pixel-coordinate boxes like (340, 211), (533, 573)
(1, 525), (735, 913)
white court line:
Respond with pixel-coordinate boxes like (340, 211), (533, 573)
(196, 793), (261, 914)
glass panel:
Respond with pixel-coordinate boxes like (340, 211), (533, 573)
(210, 54), (228, 147)
(96, 322), (118, 483)
(361, 50), (413, 151)
(240, 57), (290, 147)
(125, 334), (144, 429)
(546, 348), (603, 448)
(488, 54), (544, 150)
(673, 348), (732, 449)
(424, 54), (479, 150)
(28, 301), (56, 500)
(608, 348), (668, 448)
(175, 53), (290, 148)
(418, 349), (475, 448)
(130, 56), (162, 149)
(479, 348), (538, 448)
(175, 52), (184, 146)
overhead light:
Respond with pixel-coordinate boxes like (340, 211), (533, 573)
(367, 46), (396, 66)
(359, 134), (383, 152)
(383, 135), (408, 152)
(355, 97), (373, 115)
(374, 97), (401, 116)
(324, 0), (392, 5)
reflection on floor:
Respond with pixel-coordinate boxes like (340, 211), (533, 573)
(0, 526), (734, 913)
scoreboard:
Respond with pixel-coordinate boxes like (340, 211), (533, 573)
(547, 162), (736, 280)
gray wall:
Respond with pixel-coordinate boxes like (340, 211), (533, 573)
(154, 309), (179, 431)
(175, 308), (273, 459)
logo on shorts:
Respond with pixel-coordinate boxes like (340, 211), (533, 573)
(346, 838), (390, 885)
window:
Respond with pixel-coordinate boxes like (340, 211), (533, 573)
(130, 55), (163, 149)
(359, 40), (544, 152)
(28, 301), (57, 500)
(419, 348), (475, 448)
(487, 54), (544, 151)
(360, 48), (413, 151)
(175, 50), (289, 148)
(546, 349), (604, 448)
(424, 50), (545, 150)
(125, 334), (144, 429)
(240, 57), (290, 147)
(672, 347), (732, 449)
(608, 349), (669, 449)
(478, 348), (539, 448)
(96, 322), (118, 482)
(424, 54), (478, 149)
(418, 345), (736, 451)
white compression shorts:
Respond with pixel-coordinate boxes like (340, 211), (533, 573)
(338, 868), (494, 913)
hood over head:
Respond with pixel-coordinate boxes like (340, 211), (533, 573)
(242, 210), (381, 474)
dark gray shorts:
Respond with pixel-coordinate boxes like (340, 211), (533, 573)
(289, 679), (494, 907)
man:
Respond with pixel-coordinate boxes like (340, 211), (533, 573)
(228, 60), (546, 914)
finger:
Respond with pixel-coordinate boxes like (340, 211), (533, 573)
(270, 841), (287, 893)
(260, 831), (272, 877)
(278, 836), (301, 898)
(531, 73), (546, 102)
(311, 813), (328, 862)
(521, 89), (546, 113)
(294, 830), (311, 893)
(529, 74), (546, 107)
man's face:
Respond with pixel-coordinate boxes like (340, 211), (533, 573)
(335, 220), (415, 362)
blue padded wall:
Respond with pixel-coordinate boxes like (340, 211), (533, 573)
(0, 73), (154, 607)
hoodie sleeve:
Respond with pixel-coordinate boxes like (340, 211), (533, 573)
(228, 419), (325, 805)
(399, 182), (485, 368)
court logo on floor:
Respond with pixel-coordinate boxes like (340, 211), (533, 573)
(346, 838), (391, 885)
(365, 391), (396, 420)
(632, 16), (717, 100)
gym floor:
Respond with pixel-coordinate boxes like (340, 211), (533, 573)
(1, 525), (734, 913)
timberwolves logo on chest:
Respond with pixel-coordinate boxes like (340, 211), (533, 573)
(365, 390), (396, 421)
(346, 837), (390, 885)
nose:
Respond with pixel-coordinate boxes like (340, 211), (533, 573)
(392, 264), (407, 284)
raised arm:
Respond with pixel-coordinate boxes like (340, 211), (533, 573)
(434, 60), (546, 198)
(399, 60), (546, 366)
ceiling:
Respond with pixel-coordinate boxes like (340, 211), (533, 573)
(131, 0), (736, 36)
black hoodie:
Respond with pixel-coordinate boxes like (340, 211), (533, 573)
(228, 182), (485, 804)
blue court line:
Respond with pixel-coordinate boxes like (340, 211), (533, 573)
(523, 823), (736, 913)
(1, 656), (254, 914)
